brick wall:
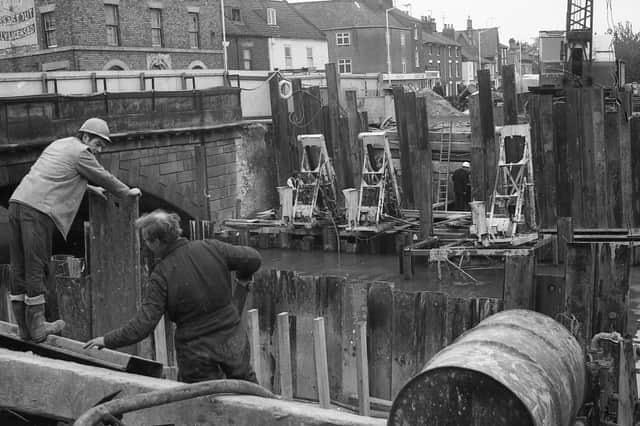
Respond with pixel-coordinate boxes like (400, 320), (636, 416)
(0, 0), (223, 71)
(227, 37), (270, 70)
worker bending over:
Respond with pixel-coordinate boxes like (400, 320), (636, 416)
(85, 210), (262, 384)
(9, 118), (141, 343)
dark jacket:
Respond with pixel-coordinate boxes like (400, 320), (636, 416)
(104, 238), (261, 348)
(452, 167), (470, 195)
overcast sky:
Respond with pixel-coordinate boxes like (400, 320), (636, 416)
(290, 0), (638, 43)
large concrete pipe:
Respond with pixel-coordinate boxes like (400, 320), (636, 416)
(389, 309), (585, 426)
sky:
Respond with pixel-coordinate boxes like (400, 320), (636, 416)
(290, 0), (639, 44)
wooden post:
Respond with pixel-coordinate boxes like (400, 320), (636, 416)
(554, 100), (571, 218)
(619, 105), (633, 228)
(469, 93), (485, 202)
(345, 90), (363, 187)
(502, 64), (517, 125)
(502, 253), (535, 310)
(630, 117), (640, 227)
(269, 72), (291, 185)
(368, 282), (393, 399)
(605, 106), (622, 227)
(392, 86), (414, 207)
(564, 243), (595, 349)
(415, 96), (433, 238)
(556, 217), (574, 265)
(247, 309), (262, 383)
(277, 312), (294, 400)
(355, 321), (370, 417)
(313, 316), (331, 409)
(566, 88), (584, 226)
(153, 315), (168, 365)
(589, 87), (608, 228)
(477, 70), (496, 203)
(325, 63), (348, 196)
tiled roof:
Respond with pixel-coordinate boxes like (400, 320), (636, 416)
(423, 32), (461, 47)
(291, 0), (406, 29)
(225, 0), (325, 40)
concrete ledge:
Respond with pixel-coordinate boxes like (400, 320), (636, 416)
(0, 349), (384, 425)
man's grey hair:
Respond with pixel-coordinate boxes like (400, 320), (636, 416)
(135, 209), (183, 243)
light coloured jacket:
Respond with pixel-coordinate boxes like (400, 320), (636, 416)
(11, 136), (130, 238)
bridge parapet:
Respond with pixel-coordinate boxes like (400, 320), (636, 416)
(0, 87), (241, 146)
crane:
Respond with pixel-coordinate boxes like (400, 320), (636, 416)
(565, 0), (594, 80)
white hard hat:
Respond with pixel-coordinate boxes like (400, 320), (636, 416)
(462, 161), (471, 168)
(79, 118), (111, 143)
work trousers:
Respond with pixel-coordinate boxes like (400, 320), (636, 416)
(8, 202), (55, 298)
(176, 324), (258, 384)
(454, 193), (470, 211)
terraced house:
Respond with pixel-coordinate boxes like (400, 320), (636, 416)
(0, 0), (224, 72)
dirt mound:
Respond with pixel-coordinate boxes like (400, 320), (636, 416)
(418, 88), (469, 130)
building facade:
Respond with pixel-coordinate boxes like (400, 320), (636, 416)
(225, 0), (328, 71)
(421, 18), (463, 97)
(0, 0), (224, 72)
(293, 0), (418, 75)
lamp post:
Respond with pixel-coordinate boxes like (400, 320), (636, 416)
(220, 0), (229, 73)
(385, 7), (394, 79)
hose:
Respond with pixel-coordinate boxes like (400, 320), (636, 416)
(73, 379), (278, 426)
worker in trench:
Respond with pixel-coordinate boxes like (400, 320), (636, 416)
(84, 209), (262, 384)
(451, 161), (471, 211)
(8, 118), (141, 343)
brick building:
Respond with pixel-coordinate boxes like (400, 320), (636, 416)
(421, 17), (463, 97)
(0, 0), (224, 72)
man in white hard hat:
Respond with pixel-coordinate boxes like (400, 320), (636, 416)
(451, 161), (471, 211)
(8, 117), (142, 343)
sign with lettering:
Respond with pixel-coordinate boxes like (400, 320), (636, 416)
(0, 0), (37, 51)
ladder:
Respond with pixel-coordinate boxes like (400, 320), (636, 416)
(487, 124), (536, 238)
(435, 122), (453, 210)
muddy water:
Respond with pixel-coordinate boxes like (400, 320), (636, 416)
(260, 248), (503, 298)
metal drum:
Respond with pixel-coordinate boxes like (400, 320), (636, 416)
(389, 309), (585, 426)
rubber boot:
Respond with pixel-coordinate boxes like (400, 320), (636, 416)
(9, 294), (30, 340)
(25, 298), (65, 343)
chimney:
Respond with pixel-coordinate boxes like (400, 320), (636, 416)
(466, 17), (472, 31)
(421, 16), (437, 33)
(442, 24), (455, 40)
(361, 0), (393, 11)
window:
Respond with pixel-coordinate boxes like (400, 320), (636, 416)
(267, 7), (276, 25)
(284, 45), (292, 68)
(151, 9), (163, 47)
(415, 50), (419, 68)
(105, 4), (120, 46)
(242, 49), (251, 70)
(306, 47), (313, 68)
(428, 43), (432, 55)
(336, 32), (350, 46)
(231, 8), (241, 21)
(449, 62), (454, 78)
(414, 25), (418, 40)
(448, 46), (452, 57)
(437, 46), (441, 56)
(401, 58), (407, 73)
(42, 12), (57, 48)
(188, 13), (199, 48)
(456, 47), (460, 57)
(400, 33), (406, 47)
(457, 62), (461, 78)
(338, 58), (352, 73)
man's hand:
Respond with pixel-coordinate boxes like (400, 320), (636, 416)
(88, 185), (107, 199)
(84, 336), (106, 350)
(128, 188), (142, 197)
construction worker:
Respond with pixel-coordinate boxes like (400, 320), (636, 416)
(9, 118), (141, 343)
(433, 80), (445, 97)
(84, 209), (262, 384)
(451, 161), (471, 211)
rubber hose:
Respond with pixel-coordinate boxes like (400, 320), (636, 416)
(73, 379), (278, 426)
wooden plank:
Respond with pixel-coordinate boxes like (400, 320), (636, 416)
(88, 193), (142, 356)
(367, 281), (394, 399)
(313, 316), (331, 409)
(268, 72), (291, 185)
(293, 275), (318, 400)
(554, 100), (571, 217)
(277, 312), (293, 400)
(528, 95), (546, 226)
(446, 297), (472, 344)
(478, 70), (496, 202)
(502, 253), (535, 310)
(417, 291), (448, 364)
(605, 108), (623, 227)
(152, 314), (168, 365)
(355, 321), (370, 417)
(566, 88), (584, 226)
(249, 270), (276, 391)
(317, 276), (343, 400)
(326, 63), (347, 196)
(502, 64), (517, 125)
(580, 88), (598, 227)
(391, 290), (420, 399)
(535, 274), (565, 320)
(392, 86), (413, 208)
(0, 265), (13, 323)
(591, 87), (608, 227)
(630, 117), (640, 227)
(619, 107), (633, 227)
(54, 275), (92, 342)
(415, 96), (433, 238)
(345, 90), (363, 187)
(557, 217), (574, 264)
(247, 308), (262, 384)
(592, 243), (630, 334)
(540, 94), (557, 227)
(471, 297), (502, 327)
(341, 280), (369, 399)
(469, 93), (485, 202)
(565, 243), (596, 348)
(618, 339), (638, 426)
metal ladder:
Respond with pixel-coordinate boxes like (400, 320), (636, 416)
(435, 122), (453, 210)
